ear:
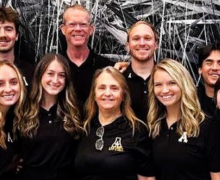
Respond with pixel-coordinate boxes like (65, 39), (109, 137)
(125, 42), (130, 53)
(155, 41), (158, 50)
(89, 24), (95, 36)
(16, 33), (19, 41)
(198, 68), (202, 75)
(60, 24), (66, 36)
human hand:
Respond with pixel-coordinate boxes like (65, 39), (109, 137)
(114, 62), (130, 73)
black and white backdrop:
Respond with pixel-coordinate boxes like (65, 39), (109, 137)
(1, 0), (220, 81)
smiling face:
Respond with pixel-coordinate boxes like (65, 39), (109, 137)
(0, 65), (20, 110)
(94, 72), (123, 113)
(126, 23), (158, 63)
(61, 8), (94, 49)
(199, 50), (220, 88)
(153, 69), (181, 109)
(0, 20), (18, 53)
(41, 59), (66, 98)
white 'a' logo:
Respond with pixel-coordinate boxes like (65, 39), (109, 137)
(178, 132), (188, 143)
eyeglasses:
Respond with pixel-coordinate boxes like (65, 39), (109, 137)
(95, 126), (104, 151)
(64, 22), (90, 29)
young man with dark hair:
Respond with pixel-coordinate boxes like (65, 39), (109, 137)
(197, 42), (220, 117)
(0, 7), (35, 86)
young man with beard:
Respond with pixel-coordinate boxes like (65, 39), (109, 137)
(60, 4), (128, 112)
(0, 7), (34, 87)
(123, 21), (158, 121)
(197, 43), (220, 117)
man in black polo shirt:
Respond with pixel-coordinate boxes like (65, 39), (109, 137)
(197, 42), (220, 117)
(0, 7), (35, 87)
(123, 21), (158, 121)
(60, 4), (128, 111)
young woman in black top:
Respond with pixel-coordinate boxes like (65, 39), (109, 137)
(16, 53), (83, 180)
(148, 59), (220, 180)
(0, 61), (26, 179)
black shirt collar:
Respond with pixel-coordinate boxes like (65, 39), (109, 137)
(91, 115), (128, 130)
(64, 48), (96, 67)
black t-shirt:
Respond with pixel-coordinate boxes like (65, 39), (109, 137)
(153, 118), (220, 180)
(197, 83), (215, 117)
(62, 49), (114, 107)
(17, 105), (79, 180)
(123, 64), (150, 121)
(74, 116), (155, 180)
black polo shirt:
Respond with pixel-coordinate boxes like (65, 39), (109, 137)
(62, 50), (114, 107)
(0, 110), (17, 180)
(123, 64), (150, 121)
(153, 118), (220, 180)
(215, 109), (220, 121)
(17, 105), (78, 180)
(74, 116), (155, 180)
(197, 83), (215, 118)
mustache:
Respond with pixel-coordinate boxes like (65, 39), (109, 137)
(0, 36), (9, 41)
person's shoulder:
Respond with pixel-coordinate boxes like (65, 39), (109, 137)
(91, 50), (115, 66)
(197, 82), (205, 96)
(134, 120), (149, 136)
(122, 63), (132, 76)
(14, 57), (35, 70)
(200, 116), (220, 133)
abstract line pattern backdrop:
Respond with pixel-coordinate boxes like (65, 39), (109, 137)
(1, 0), (220, 82)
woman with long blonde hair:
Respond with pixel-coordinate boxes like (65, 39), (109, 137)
(0, 60), (26, 179)
(148, 59), (220, 180)
(75, 66), (155, 180)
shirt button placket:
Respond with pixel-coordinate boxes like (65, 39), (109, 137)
(48, 113), (52, 124)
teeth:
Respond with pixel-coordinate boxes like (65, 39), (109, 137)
(103, 99), (113, 101)
(2, 95), (14, 100)
(162, 95), (172, 100)
(49, 85), (58, 89)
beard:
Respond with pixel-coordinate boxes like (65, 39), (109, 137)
(130, 50), (154, 62)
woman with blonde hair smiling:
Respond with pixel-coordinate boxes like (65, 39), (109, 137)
(74, 66), (155, 180)
(148, 59), (220, 180)
(0, 60), (26, 179)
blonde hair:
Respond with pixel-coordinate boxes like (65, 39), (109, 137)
(148, 59), (205, 138)
(83, 66), (143, 135)
(62, 4), (91, 24)
(0, 61), (26, 149)
(127, 20), (158, 42)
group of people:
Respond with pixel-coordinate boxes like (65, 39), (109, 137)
(0, 3), (220, 180)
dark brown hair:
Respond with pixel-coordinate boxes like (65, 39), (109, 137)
(0, 7), (20, 32)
